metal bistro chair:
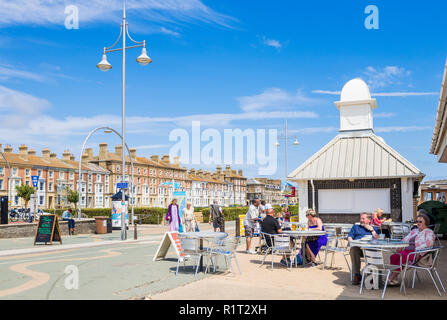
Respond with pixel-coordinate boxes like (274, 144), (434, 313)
(360, 248), (403, 299)
(428, 224), (442, 247)
(176, 235), (208, 277)
(400, 246), (446, 296)
(390, 224), (411, 240)
(260, 232), (296, 271)
(205, 236), (242, 275)
(322, 231), (351, 275)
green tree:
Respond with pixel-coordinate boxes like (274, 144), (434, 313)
(15, 184), (35, 209)
(67, 188), (79, 210)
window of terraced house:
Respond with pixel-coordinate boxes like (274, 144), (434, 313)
(0, 167), (3, 175)
(12, 168), (18, 176)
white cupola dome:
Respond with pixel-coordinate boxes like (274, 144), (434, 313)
(340, 78), (372, 102)
(334, 78), (378, 133)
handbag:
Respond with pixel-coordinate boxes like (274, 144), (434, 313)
(195, 222), (200, 232)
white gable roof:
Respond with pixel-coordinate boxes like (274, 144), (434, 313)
(288, 132), (424, 181)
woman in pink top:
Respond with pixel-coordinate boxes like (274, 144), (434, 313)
(388, 213), (435, 285)
(371, 208), (387, 227)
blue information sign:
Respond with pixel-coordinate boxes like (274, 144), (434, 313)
(31, 176), (39, 188)
(117, 182), (129, 189)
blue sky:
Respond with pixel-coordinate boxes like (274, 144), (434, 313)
(0, 0), (446, 180)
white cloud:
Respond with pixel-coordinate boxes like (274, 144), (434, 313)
(261, 36), (282, 50)
(134, 144), (171, 149)
(289, 127), (338, 134)
(0, 64), (46, 82)
(312, 89), (438, 97)
(160, 27), (180, 37)
(0, 85), (51, 114)
(363, 66), (411, 89)
(375, 126), (432, 133)
(237, 88), (319, 112)
(0, 0), (234, 28)
(374, 112), (396, 118)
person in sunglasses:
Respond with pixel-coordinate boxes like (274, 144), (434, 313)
(387, 213), (436, 286)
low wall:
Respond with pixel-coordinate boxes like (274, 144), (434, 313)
(0, 219), (97, 239)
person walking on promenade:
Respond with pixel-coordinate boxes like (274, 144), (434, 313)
(209, 200), (224, 232)
(182, 202), (197, 232)
(165, 199), (181, 232)
(244, 199), (260, 254)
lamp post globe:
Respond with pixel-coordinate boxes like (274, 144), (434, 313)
(97, 54), (112, 72)
(136, 47), (152, 66)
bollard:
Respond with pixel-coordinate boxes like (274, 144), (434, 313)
(134, 221), (137, 240)
(235, 218), (240, 237)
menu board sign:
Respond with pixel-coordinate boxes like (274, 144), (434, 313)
(34, 214), (62, 245)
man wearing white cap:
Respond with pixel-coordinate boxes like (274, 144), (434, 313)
(244, 199), (260, 254)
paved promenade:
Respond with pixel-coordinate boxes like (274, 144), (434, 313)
(0, 222), (445, 300)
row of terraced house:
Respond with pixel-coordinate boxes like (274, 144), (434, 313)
(0, 143), (248, 209)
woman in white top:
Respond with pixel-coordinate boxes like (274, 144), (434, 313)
(182, 202), (197, 232)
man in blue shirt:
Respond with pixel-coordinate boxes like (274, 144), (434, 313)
(348, 213), (380, 285)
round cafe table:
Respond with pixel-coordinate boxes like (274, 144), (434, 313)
(349, 239), (409, 250)
(179, 232), (228, 272)
(282, 230), (327, 267)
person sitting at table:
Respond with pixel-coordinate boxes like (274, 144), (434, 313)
(261, 205), (290, 266)
(304, 209), (327, 267)
(348, 213), (380, 285)
(62, 208), (76, 235)
(281, 206), (291, 230)
(387, 213), (436, 286)
(371, 208), (391, 238)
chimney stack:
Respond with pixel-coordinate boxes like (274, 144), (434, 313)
(99, 143), (108, 160)
(42, 148), (51, 160)
(151, 155), (159, 162)
(28, 149), (36, 156)
(85, 148), (93, 160)
(63, 150), (71, 161)
(161, 155), (170, 164)
(130, 148), (137, 159)
(115, 145), (123, 157)
(50, 153), (57, 159)
(238, 169), (243, 176)
(70, 154), (75, 162)
(4, 145), (13, 153)
(18, 144), (28, 160)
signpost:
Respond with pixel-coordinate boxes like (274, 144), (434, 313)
(31, 176), (39, 222)
(34, 214), (62, 245)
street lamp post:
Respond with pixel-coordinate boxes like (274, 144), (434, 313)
(77, 126), (135, 240)
(96, 4), (151, 241)
(1, 151), (12, 212)
(275, 119), (299, 207)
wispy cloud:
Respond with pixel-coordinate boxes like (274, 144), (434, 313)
(0, 64), (46, 82)
(312, 89), (438, 97)
(134, 144), (171, 150)
(238, 88), (319, 112)
(0, 85), (51, 115)
(0, 0), (234, 28)
(159, 26), (180, 37)
(375, 126), (432, 133)
(374, 112), (396, 118)
(363, 66), (411, 89)
(261, 36), (282, 50)
(289, 127), (338, 134)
